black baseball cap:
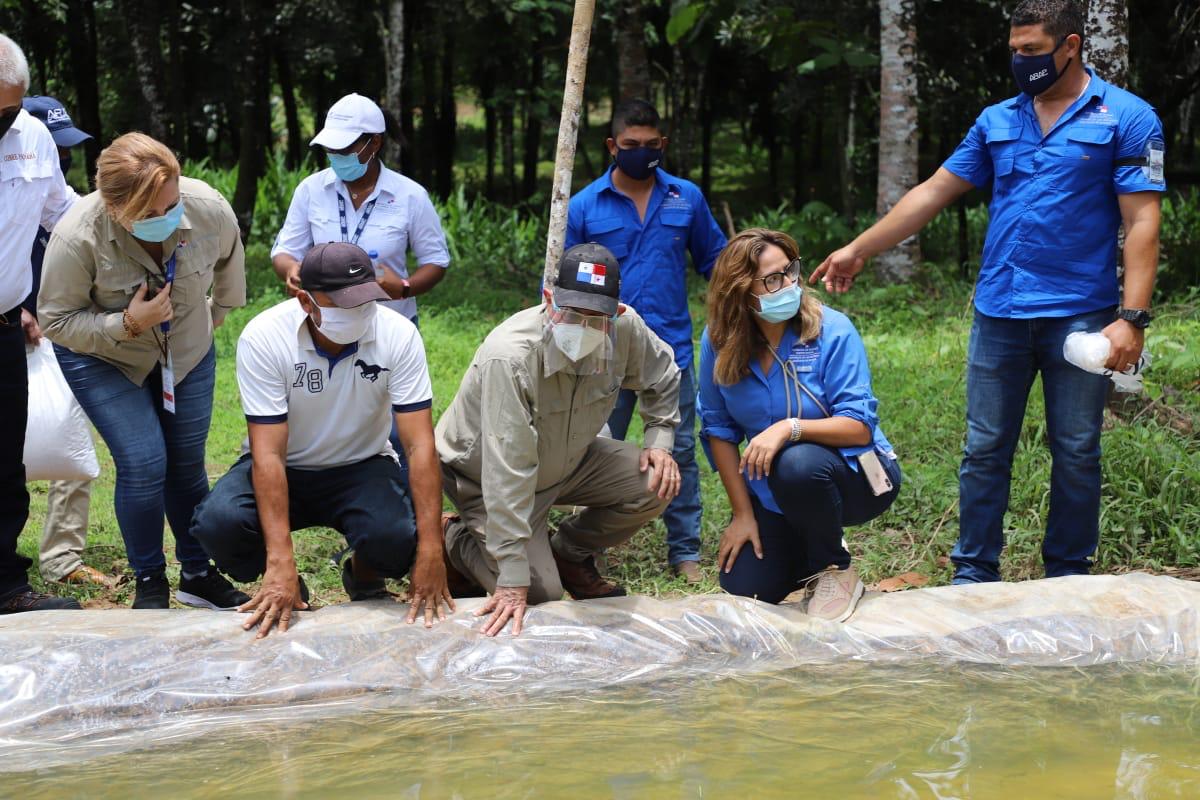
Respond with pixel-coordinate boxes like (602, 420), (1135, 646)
(22, 96), (92, 147)
(554, 242), (621, 317)
(299, 242), (390, 308)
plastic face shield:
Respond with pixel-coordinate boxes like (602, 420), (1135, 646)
(543, 303), (617, 377)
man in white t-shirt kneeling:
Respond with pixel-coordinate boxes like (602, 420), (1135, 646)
(191, 242), (452, 637)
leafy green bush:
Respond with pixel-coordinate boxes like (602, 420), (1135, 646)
(1159, 188), (1200, 296)
(738, 200), (857, 263)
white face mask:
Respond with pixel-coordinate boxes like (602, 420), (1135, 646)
(552, 323), (607, 362)
(312, 302), (376, 344)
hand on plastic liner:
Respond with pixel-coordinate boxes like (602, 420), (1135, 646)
(477, 585), (528, 636)
(239, 564), (309, 639)
(407, 547), (456, 628)
(810, 244), (864, 294)
(641, 447), (681, 500)
(739, 420), (791, 481)
(718, 513), (763, 573)
(1101, 318), (1145, 373)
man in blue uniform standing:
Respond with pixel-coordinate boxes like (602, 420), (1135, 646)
(812, 0), (1164, 584)
(566, 100), (726, 583)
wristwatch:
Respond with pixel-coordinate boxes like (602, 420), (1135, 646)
(1117, 308), (1153, 329)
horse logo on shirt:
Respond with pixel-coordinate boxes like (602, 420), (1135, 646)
(355, 359), (390, 383)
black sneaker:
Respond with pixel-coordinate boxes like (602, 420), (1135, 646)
(298, 574), (310, 605)
(133, 572), (171, 609)
(177, 570), (252, 610)
(0, 589), (82, 613)
(341, 557), (390, 602)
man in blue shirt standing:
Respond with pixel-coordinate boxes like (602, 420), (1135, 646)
(566, 100), (726, 582)
(811, 0), (1164, 584)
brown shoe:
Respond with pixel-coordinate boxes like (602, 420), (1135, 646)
(60, 566), (117, 587)
(441, 514), (486, 598)
(552, 549), (626, 600)
(671, 561), (703, 584)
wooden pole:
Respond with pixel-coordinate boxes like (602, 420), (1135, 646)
(542, 0), (596, 287)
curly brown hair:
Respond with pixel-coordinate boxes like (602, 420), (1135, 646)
(706, 228), (823, 386)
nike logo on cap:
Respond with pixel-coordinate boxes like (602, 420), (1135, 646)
(348, 267), (364, 275)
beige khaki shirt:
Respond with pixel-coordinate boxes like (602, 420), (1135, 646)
(38, 176), (246, 385)
(436, 304), (681, 586)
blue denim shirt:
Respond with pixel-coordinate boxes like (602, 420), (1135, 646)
(943, 68), (1166, 319)
(566, 166), (726, 369)
(697, 307), (894, 515)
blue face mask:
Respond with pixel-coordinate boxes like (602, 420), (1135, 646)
(1011, 36), (1070, 97)
(131, 200), (185, 243)
(614, 145), (662, 180)
(753, 283), (802, 323)
(328, 140), (373, 182)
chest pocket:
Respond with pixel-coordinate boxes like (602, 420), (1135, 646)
(585, 217), (630, 261)
(93, 257), (147, 312)
(659, 208), (693, 252)
(0, 159), (53, 225)
(170, 235), (220, 305)
(1066, 126), (1115, 182)
(986, 127), (1021, 191)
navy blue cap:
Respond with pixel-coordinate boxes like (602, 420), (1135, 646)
(21, 96), (92, 148)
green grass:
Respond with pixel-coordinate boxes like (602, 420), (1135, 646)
(20, 239), (1200, 608)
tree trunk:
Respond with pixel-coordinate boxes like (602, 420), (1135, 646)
(616, 1), (650, 101)
(163, 0), (187, 150)
(1085, 0), (1129, 87)
(701, 87), (715, 198)
(381, 0), (405, 166)
(839, 79), (857, 221)
(64, 0), (102, 188)
(522, 47), (545, 199)
(231, 0), (275, 238)
(501, 98), (516, 203)
(120, 0), (172, 145)
(481, 67), (497, 199)
(276, 46), (303, 170)
(876, 0), (921, 283)
(435, 24), (456, 198)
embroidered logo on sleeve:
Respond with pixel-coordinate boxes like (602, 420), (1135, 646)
(577, 261), (607, 286)
(1144, 139), (1165, 185)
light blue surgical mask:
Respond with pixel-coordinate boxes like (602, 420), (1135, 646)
(328, 140), (373, 182)
(131, 200), (185, 243)
(753, 283), (802, 323)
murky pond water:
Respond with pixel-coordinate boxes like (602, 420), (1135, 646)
(8, 662), (1199, 799)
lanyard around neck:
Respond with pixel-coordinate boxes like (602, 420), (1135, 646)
(337, 193), (377, 246)
(768, 342), (829, 420)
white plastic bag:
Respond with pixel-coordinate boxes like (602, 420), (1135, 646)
(24, 339), (100, 481)
(1063, 331), (1152, 393)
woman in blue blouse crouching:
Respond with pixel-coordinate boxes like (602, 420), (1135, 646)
(698, 228), (900, 622)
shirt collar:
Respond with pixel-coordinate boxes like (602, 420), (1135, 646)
(601, 163), (681, 199)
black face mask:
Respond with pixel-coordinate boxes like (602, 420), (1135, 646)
(0, 109), (18, 141)
(59, 152), (73, 177)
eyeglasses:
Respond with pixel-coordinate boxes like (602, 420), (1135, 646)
(550, 302), (616, 328)
(752, 259), (802, 294)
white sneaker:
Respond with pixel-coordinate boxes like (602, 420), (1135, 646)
(807, 565), (864, 623)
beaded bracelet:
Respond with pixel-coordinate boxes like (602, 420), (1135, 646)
(122, 309), (143, 339)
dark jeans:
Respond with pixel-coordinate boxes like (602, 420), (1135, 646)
(608, 363), (701, 565)
(720, 443), (901, 604)
(54, 344), (216, 578)
(0, 308), (31, 603)
(952, 308), (1114, 583)
(190, 454), (417, 582)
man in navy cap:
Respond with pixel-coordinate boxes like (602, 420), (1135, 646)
(20, 95), (111, 589)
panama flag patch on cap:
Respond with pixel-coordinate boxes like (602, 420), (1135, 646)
(577, 261), (607, 286)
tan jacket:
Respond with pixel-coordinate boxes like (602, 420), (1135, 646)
(38, 176), (246, 385)
(436, 304), (681, 586)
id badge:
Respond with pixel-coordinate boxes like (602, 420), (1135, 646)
(161, 349), (176, 414)
(858, 449), (893, 497)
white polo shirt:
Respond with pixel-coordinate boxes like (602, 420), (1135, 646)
(270, 164), (450, 321)
(236, 298), (433, 469)
(0, 108), (76, 311)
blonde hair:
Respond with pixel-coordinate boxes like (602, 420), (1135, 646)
(706, 228), (823, 386)
(96, 133), (181, 227)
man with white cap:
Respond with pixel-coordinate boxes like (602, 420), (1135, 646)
(19, 94), (113, 589)
(437, 243), (683, 637)
(0, 35), (81, 613)
(271, 91), (451, 485)
(191, 242), (452, 637)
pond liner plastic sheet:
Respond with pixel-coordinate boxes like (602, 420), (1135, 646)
(1, 573), (1198, 770)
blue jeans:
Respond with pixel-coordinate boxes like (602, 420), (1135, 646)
(55, 344), (217, 578)
(720, 443), (901, 603)
(953, 307), (1115, 583)
(608, 363), (701, 565)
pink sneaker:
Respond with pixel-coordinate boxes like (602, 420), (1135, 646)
(807, 565), (864, 623)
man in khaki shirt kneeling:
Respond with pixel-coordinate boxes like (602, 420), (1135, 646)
(436, 243), (682, 636)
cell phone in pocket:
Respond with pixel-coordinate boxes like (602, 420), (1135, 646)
(858, 449), (894, 496)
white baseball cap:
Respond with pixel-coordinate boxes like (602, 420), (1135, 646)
(310, 93), (386, 150)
